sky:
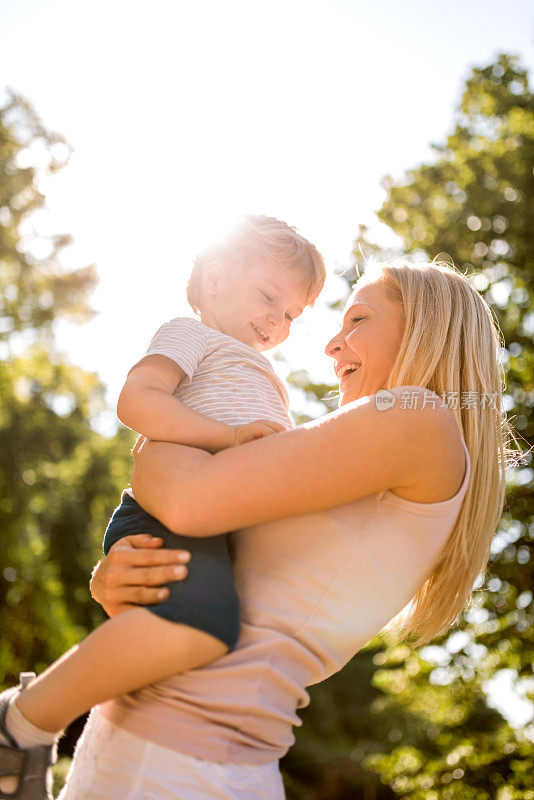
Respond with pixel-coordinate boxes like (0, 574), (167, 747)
(2, 0), (533, 419)
(1, 0), (533, 729)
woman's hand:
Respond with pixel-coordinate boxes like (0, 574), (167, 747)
(90, 534), (190, 617)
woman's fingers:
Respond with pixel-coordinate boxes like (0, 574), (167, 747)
(90, 534), (191, 616)
(126, 548), (191, 567)
(124, 533), (165, 548)
(91, 571), (175, 616)
(101, 537), (190, 585)
(116, 586), (172, 606)
(127, 563), (188, 587)
(110, 536), (191, 565)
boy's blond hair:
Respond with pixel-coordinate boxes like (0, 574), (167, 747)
(187, 215), (326, 314)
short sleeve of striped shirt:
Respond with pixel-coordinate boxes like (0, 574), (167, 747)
(145, 317), (207, 382)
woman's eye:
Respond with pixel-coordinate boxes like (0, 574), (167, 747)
(351, 316), (365, 324)
(261, 291), (273, 302)
(285, 312), (293, 322)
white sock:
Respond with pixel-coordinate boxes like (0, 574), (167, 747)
(3, 697), (59, 749)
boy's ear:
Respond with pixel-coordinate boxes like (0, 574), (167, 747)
(202, 261), (226, 297)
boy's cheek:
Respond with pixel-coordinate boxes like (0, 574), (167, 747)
(275, 331), (290, 347)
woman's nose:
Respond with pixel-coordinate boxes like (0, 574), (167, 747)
(325, 332), (343, 357)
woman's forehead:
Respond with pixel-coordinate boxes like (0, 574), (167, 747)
(344, 281), (381, 313)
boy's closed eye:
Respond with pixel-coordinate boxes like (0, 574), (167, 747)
(258, 286), (303, 325)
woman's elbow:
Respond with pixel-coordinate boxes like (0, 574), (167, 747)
(131, 472), (194, 535)
(163, 508), (209, 537)
(138, 492), (223, 538)
(161, 501), (221, 538)
(158, 500), (187, 534)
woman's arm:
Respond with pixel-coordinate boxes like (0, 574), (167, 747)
(132, 386), (465, 537)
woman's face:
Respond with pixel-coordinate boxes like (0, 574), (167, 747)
(325, 279), (405, 405)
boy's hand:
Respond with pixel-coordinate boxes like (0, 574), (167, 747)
(232, 420), (286, 447)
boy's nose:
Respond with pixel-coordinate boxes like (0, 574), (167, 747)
(268, 309), (285, 327)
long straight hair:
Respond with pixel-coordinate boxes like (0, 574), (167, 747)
(363, 260), (520, 646)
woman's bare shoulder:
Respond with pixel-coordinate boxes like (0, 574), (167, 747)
(385, 386), (467, 504)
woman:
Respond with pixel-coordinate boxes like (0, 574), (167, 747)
(59, 260), (514, 799)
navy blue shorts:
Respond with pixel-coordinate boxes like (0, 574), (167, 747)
(102, 494), (240, 651)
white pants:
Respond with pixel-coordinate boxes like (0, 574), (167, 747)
(58, 708), (285, 800)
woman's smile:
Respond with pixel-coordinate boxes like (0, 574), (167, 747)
(336, 362), (361, 381)
(325, 279), (405, 404)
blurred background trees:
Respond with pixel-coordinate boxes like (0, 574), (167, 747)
(1, 54), (533, 798)
(0, 91), (133, 684)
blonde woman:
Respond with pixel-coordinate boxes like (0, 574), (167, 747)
(59, 260), (513, 800)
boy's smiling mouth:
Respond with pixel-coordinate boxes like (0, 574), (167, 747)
(251, 323), (270, 344)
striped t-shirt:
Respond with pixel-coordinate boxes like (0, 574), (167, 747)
(143, 317), (293, 430)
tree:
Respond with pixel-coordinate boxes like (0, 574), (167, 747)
(0, 90), (95, 345)
(0, 92), (133, 686)
(282, 55), (534, 799)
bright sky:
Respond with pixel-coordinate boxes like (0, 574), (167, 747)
(2, 0), (533, 727)
(1, 0), (533, 415)
(1, 0), (533, 409)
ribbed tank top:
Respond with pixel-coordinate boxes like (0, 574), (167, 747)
(102, 438), (471, 764)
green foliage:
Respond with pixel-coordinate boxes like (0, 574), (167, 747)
(0, 90), (96, 342)
(284, 55), (534, 799)
(0, 349), (133, 681)
(0, 92), (133, 687)
(52, 758), (72, 796)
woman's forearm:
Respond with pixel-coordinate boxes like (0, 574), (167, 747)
(131, 387), (453, 537)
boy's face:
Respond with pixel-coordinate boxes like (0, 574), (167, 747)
(205, 259), (312, 351)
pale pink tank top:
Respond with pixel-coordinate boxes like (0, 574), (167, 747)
(102, 439), (471, 764)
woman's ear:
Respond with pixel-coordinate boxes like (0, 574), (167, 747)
(202, 261), (226, 298)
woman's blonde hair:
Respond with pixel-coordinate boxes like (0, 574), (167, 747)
(361, 259), (520, 647)
(186, 215), (326, 314)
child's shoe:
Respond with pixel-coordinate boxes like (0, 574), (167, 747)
(0, 673), (56, 800)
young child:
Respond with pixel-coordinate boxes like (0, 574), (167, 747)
(0, 215), (326, 798)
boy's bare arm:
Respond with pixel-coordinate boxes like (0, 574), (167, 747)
(117, 354), (284, 452)
(117, 354), (236, 452)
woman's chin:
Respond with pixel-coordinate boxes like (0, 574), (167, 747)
(339, 382), (380, 406)
(338, 368), (368, 406)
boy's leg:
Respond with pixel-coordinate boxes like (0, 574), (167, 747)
(15, 609), (228, 733)
(0, 497), (239, 795)
(14, 506), (239, 733)
(0, 616), (226, 796)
